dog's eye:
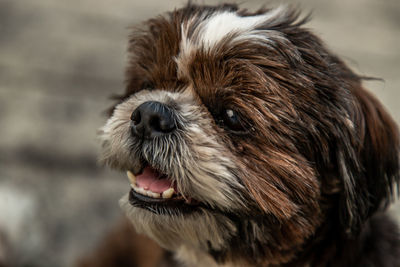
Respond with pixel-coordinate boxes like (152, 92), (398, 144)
(221, 109), (245, 132)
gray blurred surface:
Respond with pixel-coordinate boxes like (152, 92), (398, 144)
(0, 0), (399, 266)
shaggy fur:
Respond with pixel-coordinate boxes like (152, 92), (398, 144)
(93, 3), (400, 267)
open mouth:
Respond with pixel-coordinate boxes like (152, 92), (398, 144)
(126, 165), (201, 214)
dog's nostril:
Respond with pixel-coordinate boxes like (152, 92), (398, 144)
(131, 110), (141, 125)
(130, 101), (176, 139)
(150, 114), (175, 133)
(149, 116), (162, 132)
(159, 116), (175, 133)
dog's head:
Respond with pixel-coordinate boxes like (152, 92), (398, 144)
(99, 3), (400, 265)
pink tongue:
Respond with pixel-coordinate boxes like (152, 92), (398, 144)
(136, 166), (173, 193)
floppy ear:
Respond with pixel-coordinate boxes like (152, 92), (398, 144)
(339, 84), (400, 234)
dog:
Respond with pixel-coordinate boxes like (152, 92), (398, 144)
(97, 3), (400, 266)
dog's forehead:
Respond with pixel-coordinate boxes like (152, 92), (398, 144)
(175, 6), (286, 82)
(178, 6), (285, 56)
(127, 6), (291, 98)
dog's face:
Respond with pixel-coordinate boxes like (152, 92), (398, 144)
(100, 4), (399, 266)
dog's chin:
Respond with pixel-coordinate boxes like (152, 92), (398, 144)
(120, 194), (237, 252)
(120, 162), (238, 253)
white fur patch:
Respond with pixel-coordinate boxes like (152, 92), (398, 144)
(181, 6), (286, 50)
(199, 7), (284, 49)
(176, 5), (287, 79)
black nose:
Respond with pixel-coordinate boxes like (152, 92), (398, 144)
(130, 101), (176, 139)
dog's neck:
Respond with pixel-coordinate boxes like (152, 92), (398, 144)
(171, 212), (400, 267)
(295, 212), (400, 267)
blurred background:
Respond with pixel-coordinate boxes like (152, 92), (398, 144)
(0, 0), (399, 266)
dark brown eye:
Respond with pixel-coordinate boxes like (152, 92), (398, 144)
(222, 109), (245, 132)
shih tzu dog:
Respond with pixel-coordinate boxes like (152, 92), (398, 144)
(98, 3), (400, 267)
